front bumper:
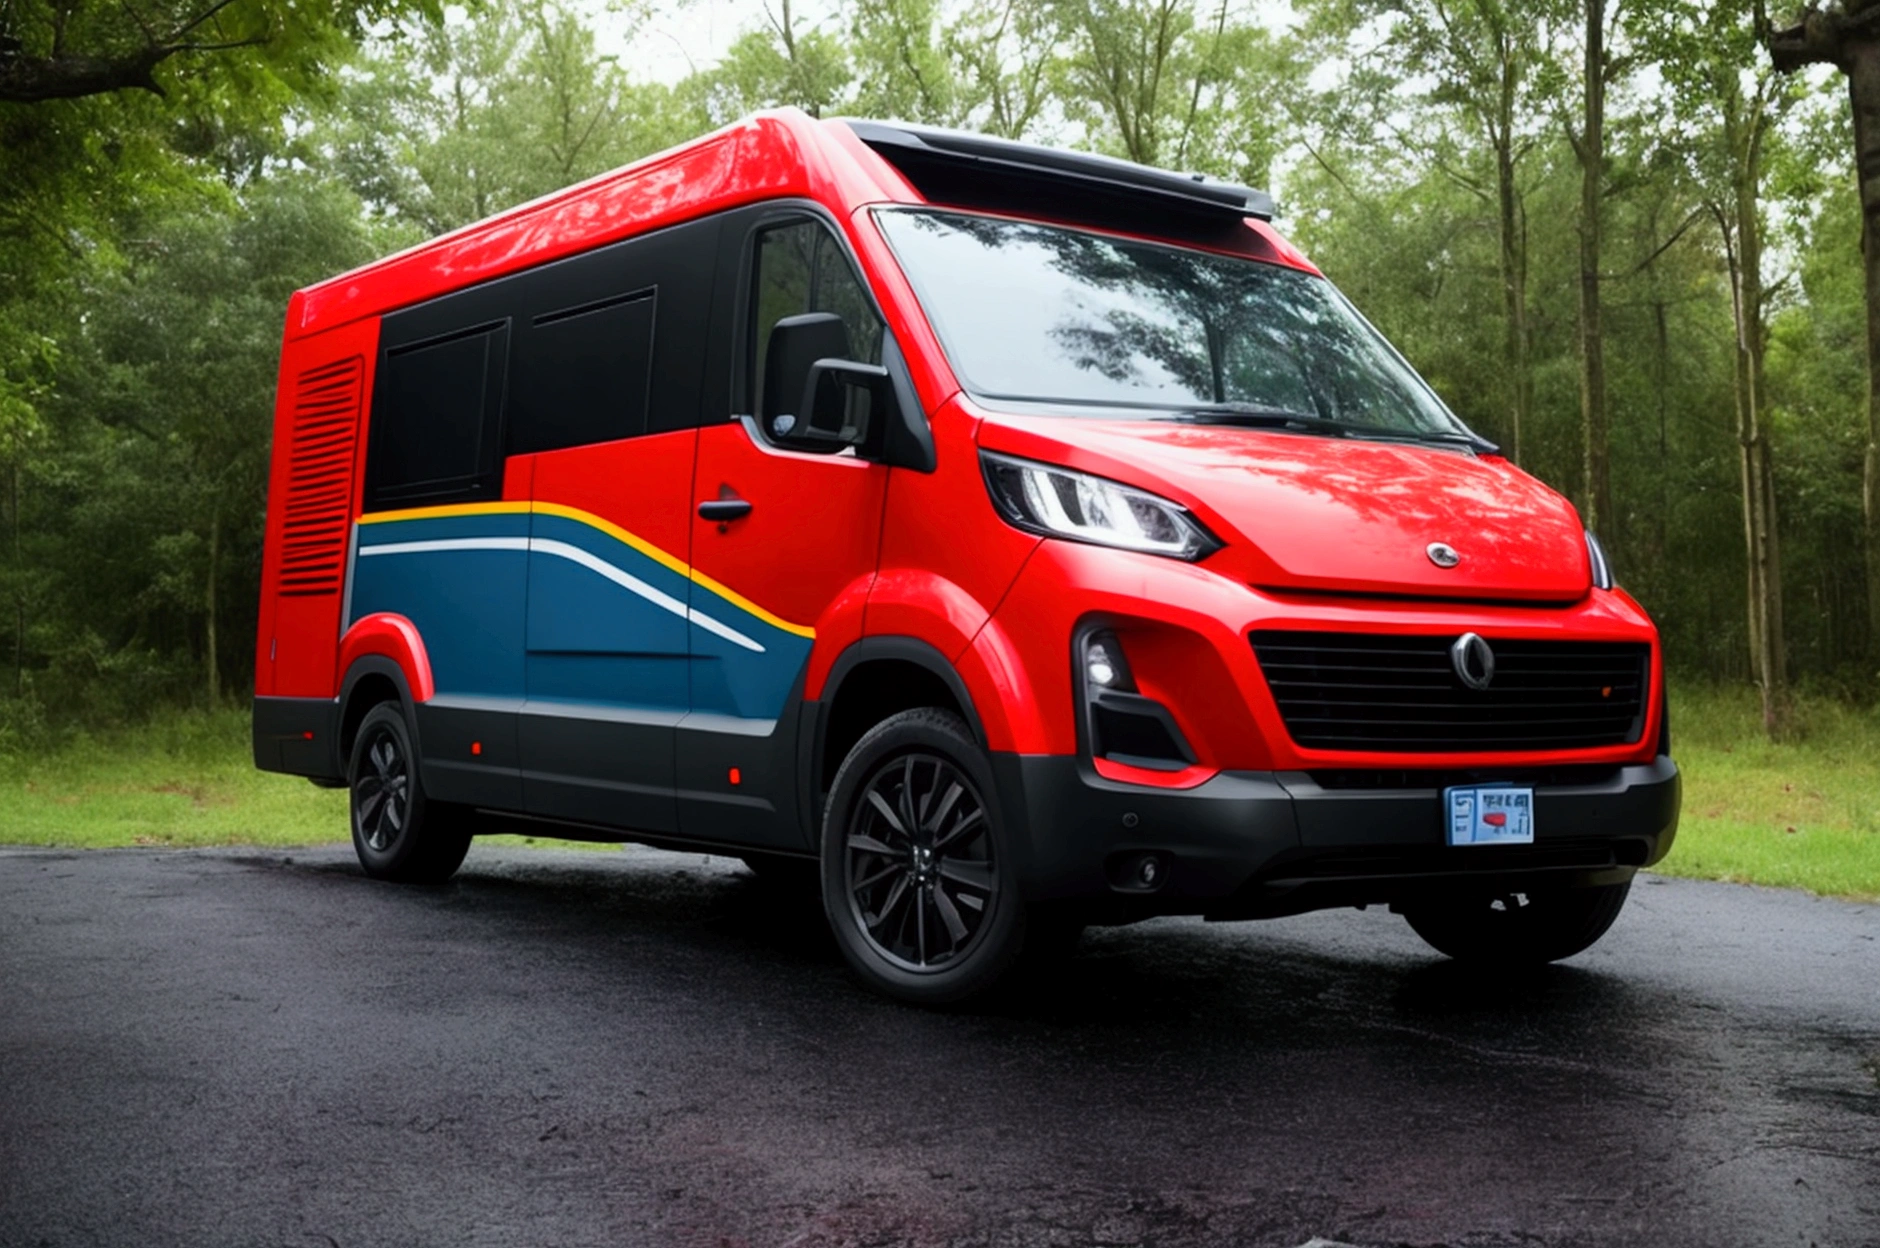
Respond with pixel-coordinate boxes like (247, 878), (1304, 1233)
(994, 753), (1680, 920)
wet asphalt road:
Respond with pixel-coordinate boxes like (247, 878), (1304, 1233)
(0, 846), (1875, 1248)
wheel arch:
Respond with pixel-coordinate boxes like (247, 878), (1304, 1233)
(810, 637), (987, 799)
(337, 655), (422, 769)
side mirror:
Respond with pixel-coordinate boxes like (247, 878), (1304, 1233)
(792, 358), (890, 449)
(763, 312), (849, 430)
(760, 313), (937, 472)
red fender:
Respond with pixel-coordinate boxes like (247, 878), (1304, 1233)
(337, 613), (435, 703)
(803, 573), (876, 702)
(861, 564), (1045, 755)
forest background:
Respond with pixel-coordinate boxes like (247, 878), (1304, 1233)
(1, 0), (1877, 894)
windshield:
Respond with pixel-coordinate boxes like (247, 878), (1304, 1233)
(873, 208), (1472, 440)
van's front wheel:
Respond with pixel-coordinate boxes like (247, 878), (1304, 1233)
(821, 709), (1027, 1005)
(348, 703), (472, 885)
(1401, 880), (1631, 965)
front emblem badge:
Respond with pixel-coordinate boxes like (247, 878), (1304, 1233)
(1451, 632), (1495, 691)
(1427, 541), (1461, 568)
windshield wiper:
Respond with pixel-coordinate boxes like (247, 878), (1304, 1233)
(1158, 403), (1499, 454)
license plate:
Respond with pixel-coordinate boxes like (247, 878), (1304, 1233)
(1444, 785), (1535, 846)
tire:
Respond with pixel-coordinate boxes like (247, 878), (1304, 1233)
(820, 708), (1032, 1005)
(347, 702), (473, 885)
(1401, 880), (1632, 965)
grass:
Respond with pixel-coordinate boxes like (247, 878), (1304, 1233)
(0, 708), (610, 854)
(1654, 683), (1880, 901)
(0, 692), (1875, 901)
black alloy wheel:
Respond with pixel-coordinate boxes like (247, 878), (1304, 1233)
(821, 708), (1029, 1004)
(346, 702), (473, 885)
(353, 724), (409, 855)
(845, 751), (997, 971)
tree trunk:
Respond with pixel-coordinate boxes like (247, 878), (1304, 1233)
(1577, 0), (1611, 534)
(1653, 298), (1670, 580)
(1851, 40), (1880, 666)
(1496, 125), (1530, 464)
(1766, 1), (1880, 663)
(9, 460), (20, 700)
(206, 509), (220, 707)
(1721, 86), (1788, 737)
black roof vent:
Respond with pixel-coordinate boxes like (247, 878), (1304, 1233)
(843, 120), (1275, 240)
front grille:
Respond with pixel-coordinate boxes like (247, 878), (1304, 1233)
(1308, 765), (1622, 791)
(1251, 630), (1649, 753)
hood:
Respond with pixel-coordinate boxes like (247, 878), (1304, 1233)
(976, 416), (1591, 602)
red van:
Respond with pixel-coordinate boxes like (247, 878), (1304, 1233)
(253, 110), (1678, 1003)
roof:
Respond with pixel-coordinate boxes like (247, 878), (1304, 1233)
(287, 109), (1298, 341)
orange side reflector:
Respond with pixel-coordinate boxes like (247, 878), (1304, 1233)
(728, 767), (742, 786)
(471, 741), (482, 756)
(1601, 686), (1612, 698)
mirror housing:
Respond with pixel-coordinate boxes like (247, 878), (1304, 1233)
(759, 312), (936, 472)
(763, 313), (849, 427)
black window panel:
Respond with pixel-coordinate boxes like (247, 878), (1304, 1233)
(507, 291), (657, 453)
(364, 320), (509, 509)
(365, 214), (722, 502)
(751, 220), (885, 416)
(499, 214), (720, 445)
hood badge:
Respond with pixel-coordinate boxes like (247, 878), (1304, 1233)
(1451, 633), (1496, 690)
(1426, 542), (1461, 568)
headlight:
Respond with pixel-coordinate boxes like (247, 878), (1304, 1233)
(981, 452), (1219, 560)
(1586, 530), (1613, 590)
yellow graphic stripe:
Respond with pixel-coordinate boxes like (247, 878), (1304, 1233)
(358, 501), (531, 525)
(358, 499), (816, 640)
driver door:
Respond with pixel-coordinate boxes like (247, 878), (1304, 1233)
(677, 209), (894, 847)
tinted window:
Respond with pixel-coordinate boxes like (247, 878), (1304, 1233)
(365, 215), (720, 502)
(507, 290), (656, 453)
(752, 221), (883, 412)
(365, 320), (508, 508)
(874, 209), (1469, 438)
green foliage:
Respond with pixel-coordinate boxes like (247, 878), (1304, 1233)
(0, 0), (1875, 755)
(316, 2), (689, 234)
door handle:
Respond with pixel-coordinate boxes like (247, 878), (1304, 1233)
(698, 498), (753, 522)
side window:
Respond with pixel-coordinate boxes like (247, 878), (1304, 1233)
(751, 220), (884, 419)
(507, 290), (656, 454)
(364, 320), (508, 509)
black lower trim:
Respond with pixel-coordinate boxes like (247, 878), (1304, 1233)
(252, 696), (343, 782)
(992, 753), (1680, 920)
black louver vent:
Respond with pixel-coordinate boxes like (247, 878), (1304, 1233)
(1251, 631), (1650, 753)
(279, 357), (363, 598)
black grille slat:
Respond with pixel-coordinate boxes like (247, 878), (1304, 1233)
(1251, 630), (1650, 754)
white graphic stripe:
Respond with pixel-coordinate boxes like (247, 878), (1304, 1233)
(359, 536), (766, 654)
(359, 537), (530, 557)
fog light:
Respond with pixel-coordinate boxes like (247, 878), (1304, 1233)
(1106, 850), (1171, 892)
(1082, 630), (1133, 691)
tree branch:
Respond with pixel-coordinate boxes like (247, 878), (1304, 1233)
(1766, 3), (1880, 73)
(1607, 207), (1708, 280)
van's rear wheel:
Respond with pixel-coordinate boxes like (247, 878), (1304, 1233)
(821, 709), (1028, 1005)
(348, 703), (472, 885)
(1401, 880), (1631, 965)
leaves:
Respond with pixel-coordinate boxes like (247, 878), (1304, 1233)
(0, 0), (1876, 723)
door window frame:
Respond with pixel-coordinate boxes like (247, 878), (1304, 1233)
(723, 200), (896, 449)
